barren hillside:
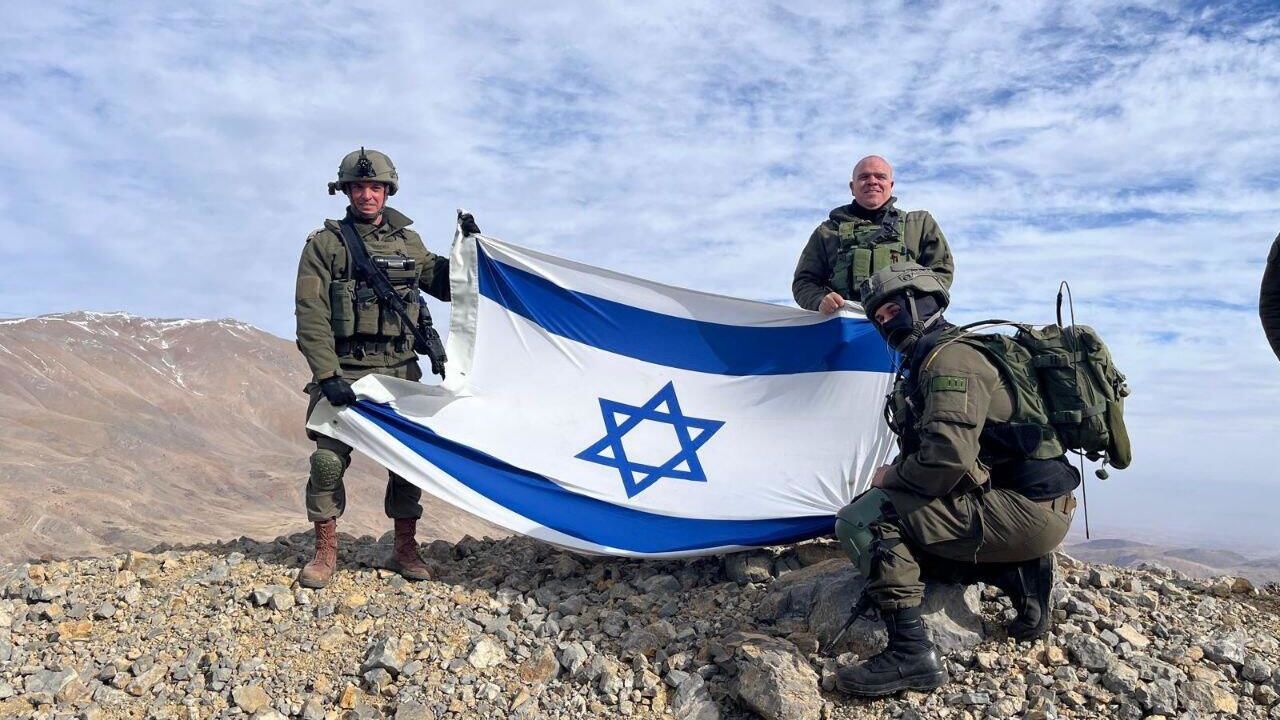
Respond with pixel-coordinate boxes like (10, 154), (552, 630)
(0, 311), (498, 563)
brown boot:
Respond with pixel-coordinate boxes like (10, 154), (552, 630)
(389, 518), (431, 581)
(298, 518), (338, 589)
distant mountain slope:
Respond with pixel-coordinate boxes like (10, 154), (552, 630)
(1066, 537), (1280, 585)
(0, 311), (499, 563)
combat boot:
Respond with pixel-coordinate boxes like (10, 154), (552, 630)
(298, 518), (338, 589)
(992, 554), (1055, 641)
(835, 605), (949, 697)
(388, 518), (432, 581)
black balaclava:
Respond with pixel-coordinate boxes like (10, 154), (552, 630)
(875, 293), (943, 353)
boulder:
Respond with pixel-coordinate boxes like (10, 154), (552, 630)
(732, 634), (822, 720)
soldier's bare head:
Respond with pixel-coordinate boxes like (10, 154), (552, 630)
(850, 156), (894, 211)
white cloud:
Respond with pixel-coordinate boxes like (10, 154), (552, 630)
(3, 1), (1279, 545)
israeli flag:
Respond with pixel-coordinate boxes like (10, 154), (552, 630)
(307, 227), (898, 557)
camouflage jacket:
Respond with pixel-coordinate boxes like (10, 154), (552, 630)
(792, 199), (954, 310)
(294, 206), (449, 381)
(882, 336), (1014, 498)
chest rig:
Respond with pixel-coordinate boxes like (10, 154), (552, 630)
(884, 328), (1067, 466)
(830, 207), (911, 301)
(327, 225), (423, 358)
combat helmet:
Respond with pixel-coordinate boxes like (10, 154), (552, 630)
(328, 147), (399, 196)
(859, 262), (950, 352)
(859, 262), (950, 319)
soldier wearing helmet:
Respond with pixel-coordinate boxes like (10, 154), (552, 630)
(831, 262), (1079, 698)
(293, 147), (480, 589)
(792, 156), (954, 314)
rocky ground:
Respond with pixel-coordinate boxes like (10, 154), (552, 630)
(0, 532), (1277, 720)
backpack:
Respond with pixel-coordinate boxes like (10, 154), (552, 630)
(945, 321), (1132, 472)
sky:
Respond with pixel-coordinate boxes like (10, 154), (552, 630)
(3, 1), (1279, 551)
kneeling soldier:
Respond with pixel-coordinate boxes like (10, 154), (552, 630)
(834, 263), (1079, 697)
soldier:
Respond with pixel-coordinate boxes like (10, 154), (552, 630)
(832, 263), (1079, 697)
(293, 147), (477, 589)
(793, 155), (954, 314)
(1262, 232), (1280, 362)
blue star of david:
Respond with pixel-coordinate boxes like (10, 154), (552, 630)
(576, 381), (725, 498)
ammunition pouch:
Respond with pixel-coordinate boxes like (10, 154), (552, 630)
(831, 210), (911, 300)
(336, 335), (409, 360)
(329, 280), (356, 338)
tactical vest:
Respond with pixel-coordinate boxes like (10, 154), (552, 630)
(885, 328), (1066, 465)
(327, 226), (422, 357)
(830, 208), (912, 300)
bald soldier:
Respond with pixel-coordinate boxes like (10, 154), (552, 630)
(793, 156), (954, 313)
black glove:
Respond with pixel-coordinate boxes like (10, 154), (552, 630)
(319, 377), (358, 407)
(459, 213), (481, 237)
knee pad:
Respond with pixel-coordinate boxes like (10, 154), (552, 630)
(835, 489), (890, 578)
(309, 449), (346, 491)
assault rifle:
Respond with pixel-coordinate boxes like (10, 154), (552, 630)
(336, 220), (448, 378)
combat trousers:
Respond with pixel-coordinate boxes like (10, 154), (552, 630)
(304, 361), (424, 522)
(866, 487), (1075, 611)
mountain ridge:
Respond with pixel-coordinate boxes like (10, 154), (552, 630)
(0, 310), (499, 564)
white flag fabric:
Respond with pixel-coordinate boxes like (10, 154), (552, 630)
(307, 229), (899, 557)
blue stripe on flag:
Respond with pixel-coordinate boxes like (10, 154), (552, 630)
(477, 248), (895, 375)
(353, 402), (834, 553)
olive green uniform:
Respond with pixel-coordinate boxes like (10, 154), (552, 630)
(792, 198), (954, 310)
(863, 336), (1076, 611)
(295, 206), (450, 522)
(1262, 233), (1280, 362)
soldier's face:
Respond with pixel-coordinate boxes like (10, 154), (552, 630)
(874, 302), (902, 326)
(850, 160), (894, 210)
(347, 181), (388, 220)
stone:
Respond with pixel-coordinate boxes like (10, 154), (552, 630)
(317, 626), (346, 651)
(363, 668), (392, 692)
(1088, 568), (1116, 588)
(1136, 679), (1178, 716)
(301, 697), (326, 720)
(559, 643), (589, 676)
(338, 683), (360, 709)
(1113, 623), (1149, 649)
(725, 552), (773, 584)
(642, 574), (683, 595)
(394, 700), (432, 720)
(55, 619), (93, 641)
(232, 684), (273, 714)
(92, 602), (116, 619)
(24, 669), (78, 705)
(1179, 680), (1238, 715)
(1202, 633), (1248, 667)
(1244, 654), (1274, 683)
(1040, 645), (1069, 666)
(339, 592), (368, 615)
(1102, 661), (1140, 695)
(362, 636), (408, 676)
(518, 646), (560, 683)
(760, 560), (982, 656)
(468, 636), (507, 669)
(126, 665), (167, 696)
(733, 635), (822, 720)
(268, 589), (294, 612)
(671, 673), (720, 720)
(1064, 634), (1113, 671)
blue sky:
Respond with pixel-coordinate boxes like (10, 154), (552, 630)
(4, 2), (1280, 549)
